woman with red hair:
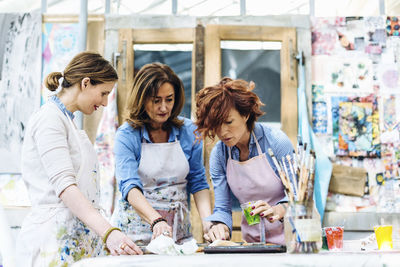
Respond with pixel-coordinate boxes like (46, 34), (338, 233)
(195, 77), (294, 244)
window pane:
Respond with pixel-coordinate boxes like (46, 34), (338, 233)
(221, 41), (281, 126)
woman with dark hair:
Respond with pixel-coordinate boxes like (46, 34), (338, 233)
(195, 77), (294, 244)
(111, 63), (212, 245)
(17, 52), (142, 267)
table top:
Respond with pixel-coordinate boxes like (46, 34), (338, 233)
(72, 251), (400, 267)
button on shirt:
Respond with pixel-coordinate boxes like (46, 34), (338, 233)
(205, 123), (295, 232)
(114, 117), (209, 200)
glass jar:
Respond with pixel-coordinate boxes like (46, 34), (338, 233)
(284, 201), (322, 253)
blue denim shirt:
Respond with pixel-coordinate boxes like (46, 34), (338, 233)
(114, 117), (209, 200)
(49, 95), (74, 120)
(204, 122), (295, 232)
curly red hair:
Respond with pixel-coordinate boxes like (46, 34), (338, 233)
(195, 77), (264, 140)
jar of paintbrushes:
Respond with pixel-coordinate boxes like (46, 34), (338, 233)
(268, 138), (322, 253)
(284, 200), (322, 253)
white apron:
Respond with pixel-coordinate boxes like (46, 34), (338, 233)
(227, 132), (286, 245)
(16, 114), (105, 267)
(112, 136), (191, 245)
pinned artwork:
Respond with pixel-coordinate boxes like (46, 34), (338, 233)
(312, 56), (374, 92)
(386, 16), (400, 37)
(312, 84), (325, 102)
(332, 95), (380, 157)
(41, 23), (79, 104)
(338, 102), (374, 157)
(378, 64), (400, 92)
(313, 102), (328, 134)
(382, 96), (398, 129)
(311, 17), (343, 56)
(328, 57), (374, 92)
(364, 16), (386, 56)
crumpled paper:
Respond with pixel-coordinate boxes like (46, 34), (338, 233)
(360, 233), (378, 251)
(146, 235), (198, 255)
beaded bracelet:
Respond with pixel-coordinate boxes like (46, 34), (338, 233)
(102, 227), (121, 244)
(150, 217), (167, 232)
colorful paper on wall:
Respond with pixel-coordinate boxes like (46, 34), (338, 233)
(383, 95), (397, 129)
(313, 102), (328, 134)
(386, 17), (400, 37)
(328, 57), (373, 92)
(312, 84), (325, 102)
(41, 23), (79, 104)
(338, 102), (374, 156)
(378, 63), (400, 92)
(311, 17), (345, 56)
(331, 95), (380, 157)
(312, 56), (373, 92)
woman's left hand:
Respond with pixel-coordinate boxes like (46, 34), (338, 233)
(202, 220), (213, 234)
(251, 201), (287, 223)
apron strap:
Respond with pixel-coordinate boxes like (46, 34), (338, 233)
(228, 131), (262, 160)
(251, 131), (263, 156)
(228, 146), (232, 159)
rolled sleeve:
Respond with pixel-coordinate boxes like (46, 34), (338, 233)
(114, 125), (143, 200)
(205, 143), (233, 232)
(32, 113), (76, 197)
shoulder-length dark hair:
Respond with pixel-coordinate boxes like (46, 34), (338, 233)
(195, 77), (264, 140)
(124, 63), (185, 130)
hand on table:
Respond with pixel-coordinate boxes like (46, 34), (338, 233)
(106, 230), (143, 256)
(203, 223), (230, 242)
(152, 220), (173, 240)
(202, 220), (213, 234)
(251, 200), (287, 223)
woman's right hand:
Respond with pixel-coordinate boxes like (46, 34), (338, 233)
(152, 220), (173, 240)
(106, 230), (143, 256)
(204, 223), (230, 242)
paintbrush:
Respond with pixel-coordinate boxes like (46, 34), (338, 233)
(286, 154), (299, 199)
(268, 148), (293, 202)
(282, 156), (295, 200)
(305, 151), (316, 203)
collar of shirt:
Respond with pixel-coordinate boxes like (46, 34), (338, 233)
(230, 123), (264, 158)
(49, 95), (75, 120)
(141, 124), (179, 143)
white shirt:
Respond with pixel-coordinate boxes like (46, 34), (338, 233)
(22, 101), (80, 206)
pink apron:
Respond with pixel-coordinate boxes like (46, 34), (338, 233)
(226, 132), (285, 244)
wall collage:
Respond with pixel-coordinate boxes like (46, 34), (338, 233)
(312, 16), (400, 213)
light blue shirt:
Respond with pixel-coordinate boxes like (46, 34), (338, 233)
(205, 122), (295, 232)
(49, 95), (74, 120)
(114, 117), (209, 200)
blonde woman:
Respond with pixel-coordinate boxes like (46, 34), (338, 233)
(17, 52), (142, 267)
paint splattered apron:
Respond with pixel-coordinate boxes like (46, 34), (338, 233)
(227, 132), (286, 245)
(17, 115), (106, 267)
(112, 137), (191, 245)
